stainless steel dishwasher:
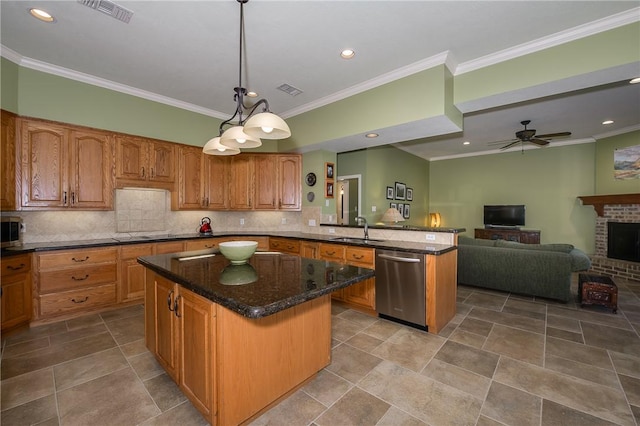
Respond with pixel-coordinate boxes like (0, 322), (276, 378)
(375, 249), (426, 330)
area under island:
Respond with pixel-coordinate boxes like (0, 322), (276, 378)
(138, 250), (375, 425)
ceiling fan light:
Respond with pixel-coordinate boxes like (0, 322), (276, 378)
(243, 112), (291, 139)
(220, 126), (262, 149)
(203, 137), (240, 156)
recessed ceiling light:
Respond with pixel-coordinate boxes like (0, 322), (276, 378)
(602, 120), (614, 125)
(365, 133), (378, 138)
(247, 91), (258, 98)
(340, 49), (355, 59)
(29, 8), (55, 22)
(463, 141), (470, 145)
(630, 77), (640, 84)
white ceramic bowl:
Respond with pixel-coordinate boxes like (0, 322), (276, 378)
(218, 240), (258, 264)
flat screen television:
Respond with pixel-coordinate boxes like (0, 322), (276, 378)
(484, 205), (525, 228)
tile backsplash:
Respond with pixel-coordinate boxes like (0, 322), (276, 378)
(116, 188), (166, 232)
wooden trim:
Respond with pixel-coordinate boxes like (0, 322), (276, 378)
(426, 250), (457, 334)
(578, 193), (640, 216)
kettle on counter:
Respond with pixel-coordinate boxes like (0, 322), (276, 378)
(198, 217), (212, 235)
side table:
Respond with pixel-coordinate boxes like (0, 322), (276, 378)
(578, 273), (618, 314)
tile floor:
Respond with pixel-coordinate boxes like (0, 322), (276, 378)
(2, 276), (640, 425)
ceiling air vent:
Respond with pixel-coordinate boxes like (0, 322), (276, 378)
(77, 0), (133, 23)
(277, 84), (303, 97)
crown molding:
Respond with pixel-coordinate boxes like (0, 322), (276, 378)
(455, 7), (640, 75)
(1, 44), (228, 120)
(594, 123), (640, 140)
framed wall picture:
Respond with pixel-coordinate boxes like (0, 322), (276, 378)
(390, 202), (397, 209)
(398, 203), (404, 216)
(395, 182), (406, 200)
(325, 181), (334, 198)
(406, 188), (413, 201)
(325, 162), (334, 179)
(403, 203), (411, 219)
(386, 186), (394, 200)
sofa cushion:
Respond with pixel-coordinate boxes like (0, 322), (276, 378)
(458, 236), (496, 247)
(495, 239), (574, 253)
(569, 248), (592, 271)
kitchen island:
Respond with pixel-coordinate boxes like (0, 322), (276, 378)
(138, 250), (374, 425)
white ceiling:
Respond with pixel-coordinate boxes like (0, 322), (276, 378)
(1, 1), (639, 160)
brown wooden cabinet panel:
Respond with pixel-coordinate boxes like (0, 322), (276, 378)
(153, 275), (179, 381)
(254, 155), (278, 210)
(474, 228), (540, 244)
(278, 155), (301, 210)
(20, 120), (68, 208)
(149, 141), (175, 183)
(174, 145), (204, 210)
(69, 129), (114, 209)
(204, 155), (229, 210)
(1, 253), (32, 331)
(120, 244), (154, 303)
(269, 237), (300, 254)
(115, 135), (175, 188)
(301, 242), (318, 259)
(1, 111), (17, 210)
(229, 154), (253, 210)
(115, 135), (147, 181)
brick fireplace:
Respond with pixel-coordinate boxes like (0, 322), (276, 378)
(579, 193), (640, 282)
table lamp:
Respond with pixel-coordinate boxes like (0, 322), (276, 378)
(381, 208), (405, 225)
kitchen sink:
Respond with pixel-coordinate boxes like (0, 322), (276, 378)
(329, 237), (383, 244)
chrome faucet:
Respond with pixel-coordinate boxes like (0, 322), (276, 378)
(355, 216), (369, 240)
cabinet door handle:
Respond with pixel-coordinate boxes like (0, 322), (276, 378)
(326, 250), (335, 255)
(72, 256), (90, 262)
(206, 197), (209, 206)
(174, 295), (181, 318)
(71, 192), (76, 205)
(141, 167), (145, 178)
(63, 191), (68, 205)
(167, 289), (175, 311)
(151, 168), (155, 178)
(71, 297), (89, 304)
(351, 254), (364, 260)
(7, 263), (26, 271)
(71, 274), (89, 281)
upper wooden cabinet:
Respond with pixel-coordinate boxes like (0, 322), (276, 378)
(115, 135), (175, 188)
(278, 155), (301, 210)
(19, 119), (115, 210)
(1, 111), (17, 210)
(173, 146), (229, 210)
(229, 154), (254, 210)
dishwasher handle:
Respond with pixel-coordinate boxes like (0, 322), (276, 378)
(377, 253), (421, 263)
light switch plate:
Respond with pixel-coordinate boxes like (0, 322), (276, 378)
(426, 234), (436, 241)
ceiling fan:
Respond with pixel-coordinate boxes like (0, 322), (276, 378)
(491, 120), (572, 151)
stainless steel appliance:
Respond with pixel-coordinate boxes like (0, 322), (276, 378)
(375, 249), (426, 330)
(1, 216), (23, 248)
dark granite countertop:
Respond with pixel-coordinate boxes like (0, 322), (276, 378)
(1, 231), (457, 257)
(138, 250), (375, 318)
(320, 223), (465, 233)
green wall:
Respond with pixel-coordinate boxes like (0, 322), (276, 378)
(429, 143), (596, 252)
(338, 146), (429, 226)
(595, 130), (640, 195)
(1, 58), (19, 113)
(302, 150), (337, 216)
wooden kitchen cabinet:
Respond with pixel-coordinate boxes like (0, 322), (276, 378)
(301, 241), (318, 259)
(173, 146), (229, 210)
(277, 155), (301, 210)
(1, 110), (17, 210)
(119, 244), (154, 303)
(19, 119), (114, 210)
(229, 154), (253, 210)
(115, 135), (175, 188)
(269, 237), (300, 254)
(1, 253), (32, 331)
(203, 154), (229, 210)
(146, 272), (216, 422)
(254, 155), (278, 210)
(35, 247), (118, 320)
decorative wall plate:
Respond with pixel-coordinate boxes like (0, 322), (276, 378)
(305, 172), (317, 186)
(307, 191), (315, 202)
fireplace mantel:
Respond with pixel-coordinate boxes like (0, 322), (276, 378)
(578, 193), (640, 216)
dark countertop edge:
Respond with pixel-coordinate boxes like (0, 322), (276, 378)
(319, 223), (466, 233)
(1, 231), (457, 257)
(137, 256), (375, 319)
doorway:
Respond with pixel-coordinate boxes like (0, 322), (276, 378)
(336, 174), (361, 225)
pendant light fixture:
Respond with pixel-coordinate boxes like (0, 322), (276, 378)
(204, 0), (291, 156)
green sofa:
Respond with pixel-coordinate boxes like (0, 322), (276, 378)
(457, 236), (592, 302)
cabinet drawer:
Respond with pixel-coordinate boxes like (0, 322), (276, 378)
(1, 254), (31, 277)
(38, 247), (117, 269)
(318, 243), (346, 261)
(40, 264), (117, 293)
(185, 240), (218, 251)
(121, 244), (154, 259)
(269, 238), (300, 254)
(345, 247), (374, 267)
(40, 283), (116, 317)
(155, 241), (185, 254)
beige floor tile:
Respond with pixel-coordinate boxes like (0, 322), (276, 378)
(140, 401), (208, 426)
(2, 321), (68, 346)
(251, 389), (327, 426)
(545, 336), (613, 370)
(546, 326), (584, 343)
(57, 368), (160, 425)
(129, 351), (164, 380)
(447, 328), (487, 349)
(632, 405), (640, 424)
(483, 324), (545, 366)
(502, 300), (546, 321)
(1, 332), (117, 380)
(476, 414), (505, 426)
(105, 313), (145, 345)
(0, 394), (57, 426)
(545, 354), (620, 389)
(315, 387), (390, 426)
(100, 304), (145, 323)
(120, 338), (149, 358)
(359, 360), (483, 426)
(547, 313), (582, 333)
(65, 313), (104, 331)
(494, 357), (635, 425)
(548, 305), (633, 330)
(619, 374), (640, 406)
(481, 381), (541, 426)
(362, 318), (403, 341)
(143, 372), (187, 412)
(371, 328), (445, 372)
(421, 358), (491, 400)
(0, 368), (55, 411)
(302, 369), (352, 406)
(377, 406), (426, 425)
(581, 322), (640, 356)
(338, 309), (378, 328)
(345, 332), (383, 353)
(326, 343), (383, 383)
(462, 292), (507, 311)
(1, 336), (50, 358)
(469, 306), (546, 334)
(53, 347), (129, 391)
(49, 323), (109, 346)
(457, 317), (494, 337)
(434, 340), (499, 378)
(610, 351), (640, 379)
(541, 399), (619, 425)
(332, 316), (366, 342)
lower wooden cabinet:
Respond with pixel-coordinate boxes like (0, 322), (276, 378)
(1, 253), (32, 331)
(146, 271), (216, 422)
(269, 237), (300, 254)
(119, 244), (154, 303)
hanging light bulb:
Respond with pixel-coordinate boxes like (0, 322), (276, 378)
(203, 137), (240, 156)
